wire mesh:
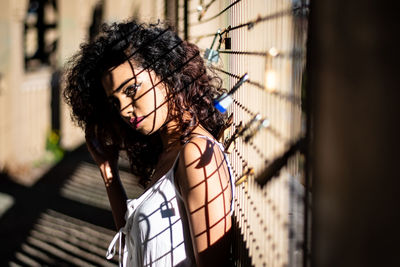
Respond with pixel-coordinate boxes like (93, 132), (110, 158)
(178, 0), (309, 266)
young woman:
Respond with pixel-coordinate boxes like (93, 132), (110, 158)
(64, 20), (234, 267)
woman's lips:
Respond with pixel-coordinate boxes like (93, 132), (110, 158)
(130, 117), (144, 128)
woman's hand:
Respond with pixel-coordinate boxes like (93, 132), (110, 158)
(85, 126), (119, 165)
(85, 126), (119, 185)
(86, 136), (119, 168)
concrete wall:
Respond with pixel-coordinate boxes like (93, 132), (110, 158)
(103, 0), (164, 23)
(0, 0), (32, 173)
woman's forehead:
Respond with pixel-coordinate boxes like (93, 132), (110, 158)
(102, 62), (135, 93)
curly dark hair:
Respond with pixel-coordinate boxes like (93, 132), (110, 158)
(63, 20), (227, 187)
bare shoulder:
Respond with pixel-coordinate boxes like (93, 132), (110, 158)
(176, 136), (231, 195)
(181, 136), (218, 166)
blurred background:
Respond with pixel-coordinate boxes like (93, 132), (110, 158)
(0, 1), (168, 266)
(1, 0), (399, 266)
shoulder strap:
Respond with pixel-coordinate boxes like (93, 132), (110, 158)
(172, 134), (223, 170)
(185, 134), (225, 151)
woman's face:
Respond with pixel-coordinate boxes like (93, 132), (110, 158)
(102, 60), (170, 135)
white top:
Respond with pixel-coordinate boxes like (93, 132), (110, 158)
(106, 136), (234, 267)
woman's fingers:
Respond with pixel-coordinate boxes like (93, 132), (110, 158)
(85, 125), (119, 168)
(86, 137), (103, 155)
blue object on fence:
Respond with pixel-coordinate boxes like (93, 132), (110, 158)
(214, 73), (249, 113)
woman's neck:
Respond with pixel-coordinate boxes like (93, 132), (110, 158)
(159, 119), (181, 151)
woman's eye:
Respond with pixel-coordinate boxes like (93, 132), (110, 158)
(124, 83), (141, 97)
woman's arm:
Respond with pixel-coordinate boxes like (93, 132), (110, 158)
(176, 137), (233, 266)
(98, 161), (128, 230)
(85, 134), (127, 230)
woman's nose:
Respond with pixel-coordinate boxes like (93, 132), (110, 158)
(119, 97), (134, 117)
